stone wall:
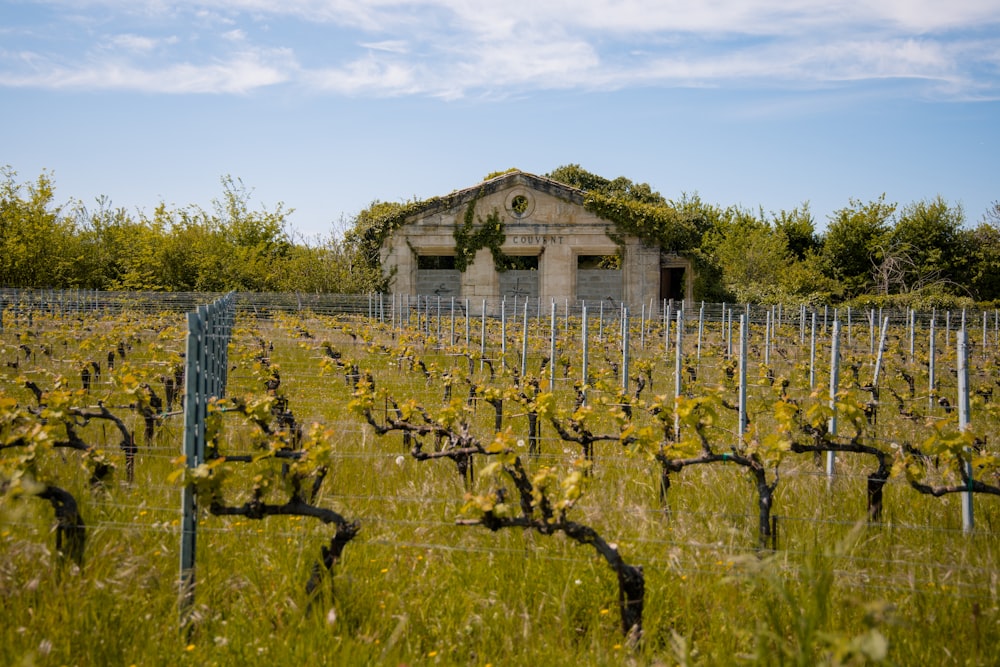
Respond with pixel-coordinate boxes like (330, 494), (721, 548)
(499, 270), (540, 300)
(414, 269), (461, 298)
(576, 269), (623, 304)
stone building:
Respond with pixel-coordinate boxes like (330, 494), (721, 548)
(379, 170), (692, 309)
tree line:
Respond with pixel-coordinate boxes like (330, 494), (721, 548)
(541, 164), (1000, 309)
(0, 167), (364, 294)
(3, 164), (999, 307)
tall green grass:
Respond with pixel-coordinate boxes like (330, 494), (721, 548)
(1, 308), (998, 665)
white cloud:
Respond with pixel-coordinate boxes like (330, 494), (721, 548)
(360, 40), (410, 54)
(305, 55), (418, 95)
(56, 0), (999, 33)
(192, 0), (1000, 36)
(2, 0), (998, 98)
(108, 34), (159, 53)
(0, 47), (294, 93)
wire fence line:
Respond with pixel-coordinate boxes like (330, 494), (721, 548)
(3, 286), (1000, 329)
(3, 289), (999, 633)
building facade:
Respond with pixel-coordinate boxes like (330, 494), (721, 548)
(380, 171), (693, 309)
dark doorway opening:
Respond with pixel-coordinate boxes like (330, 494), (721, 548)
(660, 267), (685, 302)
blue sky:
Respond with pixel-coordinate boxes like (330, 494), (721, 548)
(2, 1), (998, 240)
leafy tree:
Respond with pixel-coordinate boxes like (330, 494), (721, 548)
(73, 196), (165, 290)
(671, 192), (726, 239)
(0, 167), (78, 287)
(342, 200), (414, 293)
(821, 195), (896, 297)
(272, 231), (362, 294)
(885, 196), (966, 295)
(984, 200), (1000, 226)
(775, 251), (843, 305)
(666, 194), (729, 302)
(546, 163), (666, 205)
(772, 203), (820, 260)
(212, 176), (293, 291)
(694, 203), (838, 304)
(483, 167), (520, 180)
(545, 166), (705, 257)
(963, 221), (1000, 301)
(146, 205), (218, 291)
(707, 209), (791, 303)
(545, 164), (619, 196)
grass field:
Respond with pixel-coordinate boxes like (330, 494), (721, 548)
(1, 303), (998, 666)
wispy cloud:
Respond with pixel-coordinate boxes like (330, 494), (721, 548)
(106, 34), (160, 53)
(305, 56), (418, 96)
(1, 0), (997, 99)
(0, 46), (294, 93)
(222, 28), (246, 42)
(359, 40), (410, 55)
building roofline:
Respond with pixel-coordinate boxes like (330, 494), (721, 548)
(405, 170), (586, 222)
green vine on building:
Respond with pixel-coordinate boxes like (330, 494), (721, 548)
(583, 192), (699, 253)
(453, 199), (507, 272)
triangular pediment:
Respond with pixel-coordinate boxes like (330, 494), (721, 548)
(402, 170), (585, 224)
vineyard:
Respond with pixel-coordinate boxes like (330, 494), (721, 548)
(1, 292), (999, 666)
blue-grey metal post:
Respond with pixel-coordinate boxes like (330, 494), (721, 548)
(910, 309), (916, 364)
(726, 306), (733, 359)
(983, 311), (989, 361)
(664, 302), (672, 354)
(521, 300), (529, 379)
(179, 310), (203, 629)
(958, 327), (974, 532)
(639, 304), (646, 350)
(869, 309), (875, 356)
(827, 320), (842, 478)
(847, 306), (852, 347)
(809, 312), (817, 389)
(673, 309), (684, 440)
(873, 316), (889, 387)
(764, 309), (771, 367)
(622, 307), (630, 392)
(696, 301), (705, 365)
(929, 317), (937, 412)
(580, 302), (588, 392)
(738, 314), (748, 440)
(550, 300), (558, 390)
(500, 298), (506, 368)
(480, 300), (487, 373)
